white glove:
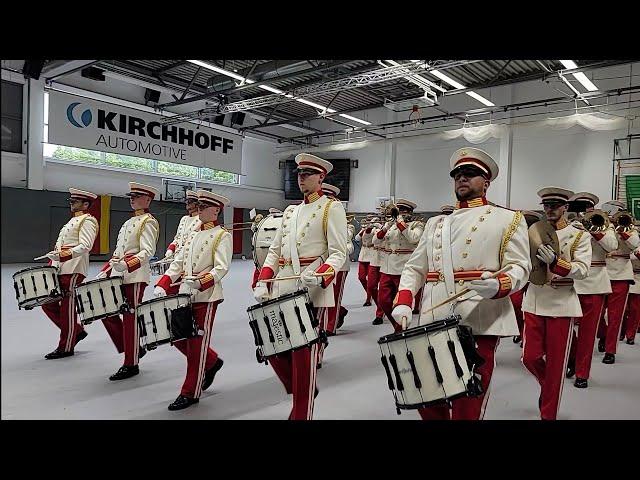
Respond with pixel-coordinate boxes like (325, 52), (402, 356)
(184, 278), (202, 290)
(383, 221), (393, 230)
(253, 282), (270, 302)
(391, 305), (413, 330)
(95, 270), (108, 280)
(153, 286), (167, 298)
(536, 245), (557, 265)
(46, 251), (61, 261)
(164, 249), (174, 259)
(301, 269), (323, 287)
(396, 215), (405, 224)
(111, 260), (128, 272)
(633, 249), (640, 260)
(469, 271), (500, 299)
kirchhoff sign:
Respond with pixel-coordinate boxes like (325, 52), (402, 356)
(48, 90), (243, 174)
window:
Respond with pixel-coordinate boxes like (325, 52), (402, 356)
(42, 92), (238, 184)
(1, 80), (23, 153)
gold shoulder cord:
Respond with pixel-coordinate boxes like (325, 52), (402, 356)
(211, 229), (227, 264)
(136, 215), (158, 243)
(322, 199), (335, 238)
(571, 231), (585, 260)
(499, 210), (523, 264)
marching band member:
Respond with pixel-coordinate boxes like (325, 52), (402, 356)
(251, 208), (283, 289)
(253, 153), (347, 420)
(566, 193), (617, 388)
(624, 247), (640, 344)
(41, 188), (99, 359)
(97, 182), (160, 381)
(368, 219), (386, 326)
(392, 147), (531, 420)
(355, 215), (377, 306)
(154, 190), (231, 410)
(522, 187), (591, 420)
(372, 198), (424, 332)
(598, 200), (640, 363)
(320, 183), (352, 335)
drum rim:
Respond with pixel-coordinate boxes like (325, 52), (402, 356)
(19, 293), (63, 306)
(258, 336), (321, 358)
(13, 265), (59, 276)
(77, 277), (125, 287)
(138, 293), (192, 307)
(377, 315), (462, 344)
(395, 390), (470, 410)
(247, 288), (310, 312)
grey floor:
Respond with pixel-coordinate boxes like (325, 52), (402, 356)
(2, 260), (639, 420)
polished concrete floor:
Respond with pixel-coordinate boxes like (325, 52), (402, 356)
(2, 260), (639, 420)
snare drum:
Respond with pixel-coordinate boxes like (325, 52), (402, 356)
(246, 289), (320, 362)
(12, 266), (62, 310)
(74, 277), (126, 324)
(136, 294), (196, 350)
(150, 259), (170, 276)
(252, 213), (283, 269)
(378, 315), (483, 414)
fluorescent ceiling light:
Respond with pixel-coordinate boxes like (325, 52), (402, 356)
(559, 60), (598, 92)
(466, 91), (495, 107)
(339, 113), (371, 125)
(430, 70), (466, 90)
(189, 59), (371, 124)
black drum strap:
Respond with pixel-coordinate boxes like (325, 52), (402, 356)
(149, 310), (158, 335)
(99, 288), (107, 308)
(428, 346), (443, 384)
(447, 341), (464, 378)
(164, 307), (172, 335)
(263, 315), (275, 343)
(110, 285), (119, 305)
(380, 354), (395, 391)
(76, 293), (85, 314)
(87, 291), (95, 311)
(31, 275), (37, 292)
(278, 310), (291, 339)
(306, 302), (318, 328)
(20, 278), (26, 295)
(249, 319), (264, 346)
(294, 305), (306, 334)
(42, 274), (49, 291)
(388, 354), (404, 391)
(138, 314), (148, 337)
(13, 281), (20, 300)
(406, 350), (422, 389)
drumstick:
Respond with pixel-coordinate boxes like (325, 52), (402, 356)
(170, 275), (206, 287)
(34, 254), (52, 261)
(259, 272), (335, 283)
(421, 265), (514, 315)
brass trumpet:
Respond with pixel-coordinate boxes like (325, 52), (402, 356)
(612, 211), (636, 233)
(581, 210), (610, 232)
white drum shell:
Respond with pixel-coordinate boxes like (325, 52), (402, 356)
(137, 295), (192, 349)
(74, 278), (125, 324)
(12, 266), (61, 309)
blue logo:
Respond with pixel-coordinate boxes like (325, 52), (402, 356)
(66, 102), (92, 128)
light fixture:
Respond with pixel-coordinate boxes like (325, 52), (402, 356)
(339, 113), (371, 125)
(430, 69), (495, 106)
(559, 60), (598, 92)
(187, 60), (250, 83)
(296, 98), (337, 113)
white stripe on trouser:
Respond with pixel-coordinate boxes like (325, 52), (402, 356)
(194, 302), (215, 398)
(337, 272), (347, 319)
(132, 283), (140, 364)
(64, 274), (79, 352)
(307, 341), (319, 420)
(613, 292), (630, 342)
(317, 308), (328, 362)
(556, 318), (574, 419)
(478, 338), (500, 420)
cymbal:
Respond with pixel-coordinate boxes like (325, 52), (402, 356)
(528, 220), (559, 286)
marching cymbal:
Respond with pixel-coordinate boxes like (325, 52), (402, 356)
(528, 220), (559, 286)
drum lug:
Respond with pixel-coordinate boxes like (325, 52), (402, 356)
(119, 303), (131, 314)
(396, 407), (401, 416)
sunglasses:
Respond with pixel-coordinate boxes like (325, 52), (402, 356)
(452, 168), (486, 181)
(542, 202), (566, 209)
(297, 169), (319, 177)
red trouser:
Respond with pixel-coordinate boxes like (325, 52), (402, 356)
(413, 287), (424, 314)
(367, 265), (384, 318)
(41, 273), (86, 352)
(623, 294), (640, 341)
(522, 313), (573, 420)
(378, 273), (402, 332)
(568, 294), (606, 380)
(269, 307), (324, 420)
(102, 282), (146, 365)
(510, 286), (528, 336)
(418, 336), (500, 420)
(326, 271), (348, 333)
(173, 301), (220, 399)
(600, 280), (630, 354)
(358, 261), (370, 302)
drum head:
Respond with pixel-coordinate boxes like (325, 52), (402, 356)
(247, 288), (310, 312)
(377, 315), (461, 344)
(13, 265), (58, 277)
(528, 220), (560, 286)
(20, 294), (63, 310)
(139, 293), (191, 308)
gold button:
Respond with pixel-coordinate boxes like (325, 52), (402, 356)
(301, 233), (305, 237)
(436, 233), (441, 238)
(472, 226), (478, 231)
(435, 255), (440, 261)
(466, 238), (472, 244)
(462, 253), (468, 258)
(479, 217), (485, 222)
(312, 214), (316, 218)
(486, 209), (491, 214)
(458, 280), (465, 286)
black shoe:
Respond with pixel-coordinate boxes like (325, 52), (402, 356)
(363, 301), (372, 307)
(326, 331), (336, 337)
(75, 330), (88, 345)
(44, 349), (74, 360)
(372, 317), (383, 325)
(202, 358), (224, 392)
(566, 362), (576, 379)
(168, 395), (199, 411)
(138, 347), (147, 361)
(337, 313), (346, 330)
(315, 387), (319, 399)
(626, 338), (635, 345)
(619, 333), (625, 341)
(109, 365), (139, 381)
(602, 353), (615, 364)
(597, 338), (605, 353)
(574, 378), (588, 388)
(513, 335), (522, 344)
(317, 362), (322, 369)
(538, 394), (542, 410)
